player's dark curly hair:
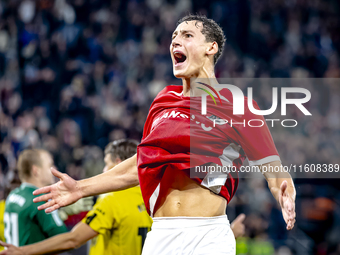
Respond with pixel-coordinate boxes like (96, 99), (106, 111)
(177, 14), (226, 65)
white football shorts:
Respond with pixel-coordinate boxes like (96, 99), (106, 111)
(142, 215), (236, 255)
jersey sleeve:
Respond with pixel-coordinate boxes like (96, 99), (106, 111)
(31, 202), (67, 237)
(82, 194), (115, 235)
(238, 100), (280, 166)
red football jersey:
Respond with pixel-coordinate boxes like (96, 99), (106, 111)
(137, 85), (280, 216)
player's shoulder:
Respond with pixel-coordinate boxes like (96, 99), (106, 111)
(88, 192), (116, 217)
(95, 192), (116, 207)
(17, 183), (36, 198)
(218, 88), (254, 103)
(119, 186), (142, 198)
(5, 188), (34, 211)
(117, 186), (142, 195)
(103, 187), (142, 204)
(155, 85), (183, 99)
(101, 191), (115, 200)
(6, 186), (26, 200)
(218, 87), (233, 99)
(218, 88), (260, 114)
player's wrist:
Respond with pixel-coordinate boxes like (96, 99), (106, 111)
(18, 246), (29, 255)
(76, 180), (85, 199)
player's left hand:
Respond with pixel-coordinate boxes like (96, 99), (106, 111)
(279, 180), (296, 230)
(0, 241), (24, 255)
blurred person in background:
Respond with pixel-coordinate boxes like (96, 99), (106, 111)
(82, 139), (153, 255)
(2, 149), (67, 246)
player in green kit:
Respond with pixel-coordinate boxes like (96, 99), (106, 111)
(3, 149), (67, 246)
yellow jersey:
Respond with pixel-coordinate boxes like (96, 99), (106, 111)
(0, 200), (5, 252)
(86, 194), (106, 255)
(82, 186), (153, 255)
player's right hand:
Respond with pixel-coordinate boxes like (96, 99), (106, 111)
(33, 167), (83, 213)
(0, 241), (23, 255)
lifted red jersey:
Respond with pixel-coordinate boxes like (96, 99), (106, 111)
(137, 85), (280, 216)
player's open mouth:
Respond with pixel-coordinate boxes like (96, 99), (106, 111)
(173, 51), (187, 66)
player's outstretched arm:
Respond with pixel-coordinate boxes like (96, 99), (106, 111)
(0, 222), (97, 255)
(33, 154), (138, 213)
(259, 160), (296, 230)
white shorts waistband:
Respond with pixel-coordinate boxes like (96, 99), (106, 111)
(151, 215), (230, 229)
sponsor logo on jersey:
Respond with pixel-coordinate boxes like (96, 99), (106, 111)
(151, 110), (189, 130)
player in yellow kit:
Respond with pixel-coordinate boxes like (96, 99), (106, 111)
(0, 139), (152, 255)
(84, 139), (152, 255)
(85, 186), (151, 254)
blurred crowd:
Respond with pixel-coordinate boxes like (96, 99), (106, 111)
(0, 0), (339, 254)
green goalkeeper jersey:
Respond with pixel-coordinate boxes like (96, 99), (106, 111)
(4, 183), (67, 246)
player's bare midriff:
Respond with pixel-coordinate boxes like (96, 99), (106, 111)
(153, 168), (227, 217)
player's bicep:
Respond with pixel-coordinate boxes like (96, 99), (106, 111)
(126, 154), (139, 183)
(106, 154), (139, 187)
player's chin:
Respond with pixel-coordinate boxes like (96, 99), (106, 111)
(173, 68), (188, 78)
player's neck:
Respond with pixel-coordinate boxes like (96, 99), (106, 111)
(23, 178), (43, 189)
(182, 65), (217, 97)
(182, 74), (218, 97)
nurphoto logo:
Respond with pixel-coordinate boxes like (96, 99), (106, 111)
(198, 83), (312, 128)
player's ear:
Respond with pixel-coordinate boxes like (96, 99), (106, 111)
(114, 157), (122, 165)
(206, 41), (218, 57)
(31, 165), (40, 177)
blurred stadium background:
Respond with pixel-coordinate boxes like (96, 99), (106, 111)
(0, 0), (339, 254)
